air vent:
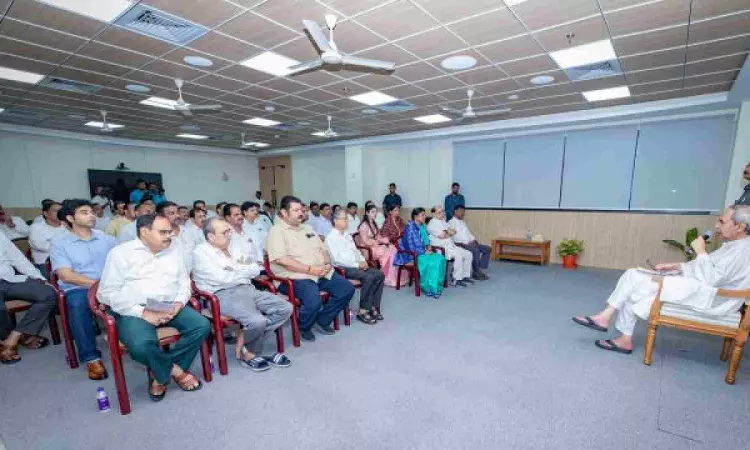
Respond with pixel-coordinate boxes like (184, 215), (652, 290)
(115, 5), (208, 45)
(378, 100), (416, 112)
(564, 59), (622, 82)
(40, 77), (102, 95)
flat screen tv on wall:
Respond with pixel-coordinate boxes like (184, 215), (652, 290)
(87, 169), (163, 203)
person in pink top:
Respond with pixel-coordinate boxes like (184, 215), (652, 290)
(355, 204), (406, 288)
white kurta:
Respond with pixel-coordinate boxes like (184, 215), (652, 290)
(609, 236), (750, 335)
(243, 218), (268, 263)
(426, 218), (473, 281)
(0, 216), (30, 240)
(29, 221), (69, 264)
(346, 214), (361, 235)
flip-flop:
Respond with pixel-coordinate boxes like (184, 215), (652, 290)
(18, 335), (49, 350)
(595, 339), (633, 355)
(572, 316), (608, 332)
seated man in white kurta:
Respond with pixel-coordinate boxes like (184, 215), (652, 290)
(573, 205), (750, 354)
(427, 206), (474, 287)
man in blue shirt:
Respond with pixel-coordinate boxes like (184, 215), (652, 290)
(147, 182), (166, 206)
(129, 179), (148, 203)
(444, 182), (465, 220)
(51, 199), (117, 380)
(382, 183), (402, 211)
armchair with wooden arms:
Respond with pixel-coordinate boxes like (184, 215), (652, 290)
(395, 236), (420, 297)
(191, 278), (285, 376)
(643, 280), (750, 385)
(87, 281), (213, 415)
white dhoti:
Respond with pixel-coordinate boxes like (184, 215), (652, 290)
(445, 243), (473, 281)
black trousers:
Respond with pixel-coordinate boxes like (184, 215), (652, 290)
(0, 279), (57, 340)
(343, 267), (385, 311)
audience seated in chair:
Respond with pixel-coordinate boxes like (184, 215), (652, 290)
(259, 202), (275, 230)
(105, 201), (134, 238)
(32, 199), (55, 225)
(184, 207), (207, 245)
(157, 201), (196, 271)
(395, 208), (447, 298)
(50, 199), (117, 380)
(448, 206), (490, 281)
(98, 214), (209, 400)
(308, 202), (333, 237)
(356, 203), (405, 288)
(266, 195), (355, 342)
(177, 206), (189, 226)
(119, 201), (155, 243)
(327, 210), (385, 325)
(92, 204), (111, 233)
(428, 206), (474, 288)
(365, 200), (385, 228)
(241, 201), (268, 264)
(345, 202), (361, 234)
(0, 233), (57, 364)
(29, 201), (67, 279)
(573, 205), (750, 355)
(380, 204), (405, 245)
(192, 217), (292, 372)
(0, 203), (30, 241)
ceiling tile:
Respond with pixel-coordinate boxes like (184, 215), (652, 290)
(350, 73), (406, 90)
(7, 1), (106, 38)
(0, 18), (86, 53)
(161, 48), (233, 73)
(76, 42), (154, 69)
(683, 82), (732, 95)
(354, 0), (439, 41)
(96, 27), (176, 57)
(260, 77), (311, 94)
(412, 0), (502, 24)
(381, 83), (429, 99)
(254, 0), (338, 33)
(683, 70), (739, 88)
(272, 95), (315, 108)
(690, 0), (750, 21)
(238, 84), (286, 101)
(513, 93), (586, 110)
(452, 66), (508, 85)
(476, 34), (545, 64)
(446, 7), (526, 46)
(396, 28), (467, 59)
(290, 70), (342, 87)
(403, 93), (445, 106)
(500, 55), (559, 77)
(509, 0), (600, 31)
(619, 47), (686, 72)
(189, 32), (262, 63)
(393, 62), (444, 82)
(144, 0), (244, 28)
(524, 82), (578, 99)
(0, 53), (56, 76)
(215, 64), (275, 85)
(571, 74), (628, 92)
(193, 74), (248, 92)
(624, 65), (684, 84)
(473, 77), (524, 96)
(629, 79), (683, 95)
(296, 88), (341, 103)
(605, 0), (690, 37)
(415, 75), (465, 92)
(533, 15), (609, 53)
(612, 25), (687, 56)
(123, 70), (177, 90)
(353, 44), (417, 66)
(689, 11), (750, 45)
(435, 87), (474, 102)
(328, 19), (387, 53)
(63, 56), (133, 78)
(0, 37), (70, 65)
(48, 67), (120, 87)
(274, 37), (321, 62)
(316, 0), (392, 17)
(139, 60), (207, 81)
(684, 53), (748, 77)
(218, 12), (298, 49)
(687, 35), (750, 63)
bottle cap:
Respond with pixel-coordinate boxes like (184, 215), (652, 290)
(97, 387), (104, 392)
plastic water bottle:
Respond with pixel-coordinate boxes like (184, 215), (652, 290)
(525, 229), (532, 240)
(96, 387), (110, 412)
(209, 356), (216, 374)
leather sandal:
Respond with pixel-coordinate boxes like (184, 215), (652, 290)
(356, 312), (376, 325)
(0, 344), (21, 365)
(18, 335), (49, 350)
(172, 370), (202, 392)
(147, 371), (167, 402)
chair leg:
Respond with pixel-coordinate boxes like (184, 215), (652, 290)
(106, 336), (131, 415)
(343, 304), (351, 327)
(725, 341), (745, 385)
(199, 338), (212, 383)
(721, 337), (732, 361)
(275, 327), (285, 354)
(48, 314), (61, 345)
(57, 294), (78, 369)
(215, 326), (228, 376)
(643, 322), (658, 366)
(291, 308), (301, 348)
(396, 267), (402, 291)
(414, 269), (421, 297)
(333, 316), (340, 331)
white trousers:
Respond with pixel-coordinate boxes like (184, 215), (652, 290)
(607, 269), (660, 336)
(445, 244), (474, 281)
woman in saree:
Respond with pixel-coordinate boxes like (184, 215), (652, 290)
(394, 208), (447, 298)
(379, 204), (405, 245)
(355, 204), (406, 287)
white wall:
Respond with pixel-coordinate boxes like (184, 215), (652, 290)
(726, 100), (750, 206)
(291, 146), (346, 205)
(0, 129), (259, 207)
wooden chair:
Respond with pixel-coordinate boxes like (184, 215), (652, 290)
(191, 279), (285, 376)
(87, 282), (212, 415)
(643, 281), (750, 385)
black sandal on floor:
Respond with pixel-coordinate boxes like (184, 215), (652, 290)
(147, 371), (167, 402)
(356, 312), (376, 325)
(19, 335), (49, 350)
(372, 310), (384, 321)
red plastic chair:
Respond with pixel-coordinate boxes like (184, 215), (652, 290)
(263, 255), (348, 347)
(191, 279), (285, 376)
(87, 281), (212, 415)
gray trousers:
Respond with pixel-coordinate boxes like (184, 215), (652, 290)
(343, 267), (385, 311)
(458, 242), (491, 274)
(0, 279), (57, 340)
(215, 285), (292, 355)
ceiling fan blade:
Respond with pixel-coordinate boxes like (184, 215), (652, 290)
(288, 58), (324, 76)
(303, 20), (335, 54)
(188, 104), (222, 111)
(474, 108), (512, 116)
(439, 106), (464, 116)
(340, 55), (396, 72)
(179, 108), (193, 118)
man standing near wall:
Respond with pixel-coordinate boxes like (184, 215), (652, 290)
(737, 160), (750, 205)
(383, 183), (402, 212)
(444, 182), (465, 221)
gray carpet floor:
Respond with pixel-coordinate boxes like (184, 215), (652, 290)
(1, 262), (749, 450)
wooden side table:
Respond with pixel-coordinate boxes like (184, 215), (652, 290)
(491, 238), (551, 265)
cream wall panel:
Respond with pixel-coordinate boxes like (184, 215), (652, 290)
(89, 143), (148, 172)
(292, 147), (346, 205)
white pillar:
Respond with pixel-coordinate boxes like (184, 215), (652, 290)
(725, 100), (750, 206)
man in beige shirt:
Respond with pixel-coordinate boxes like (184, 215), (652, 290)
(105, 201), (134, 237)
(266, 195), (355, 342)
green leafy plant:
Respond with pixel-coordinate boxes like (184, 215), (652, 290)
(557, 239), (584, 256)
(663, 227), (699, 261)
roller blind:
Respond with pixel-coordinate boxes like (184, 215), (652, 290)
(453, 139), (505, 207)
(503, 133), (565, 208)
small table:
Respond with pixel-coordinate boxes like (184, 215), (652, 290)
(491, 238), (551, 265)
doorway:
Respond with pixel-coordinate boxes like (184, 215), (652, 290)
(258, 156), (292, 208)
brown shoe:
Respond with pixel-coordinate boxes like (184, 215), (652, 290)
(87, 360), (109, 380)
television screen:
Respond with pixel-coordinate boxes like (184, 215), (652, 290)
(87, 169), (163, 203)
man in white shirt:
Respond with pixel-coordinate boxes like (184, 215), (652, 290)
(92, 203), (111, 232)
(184, 208), (207, 246)
(448, 206), (490, 280)
(119, 201), (155, 243)
(254, 191), (266, 211)
(91, 186), (112, 216)
(193, 200), (216, 219)
(326, 210), (385, 325)
(105, 201), (134, 238)
(241, 201), (268, 264)
(223, 203), (257, 263)
(574, 205), (750, 355)
(193, 217), (292, 372)
(308, 202), (333, 238)
(0, 233), (57, 364)
(260, 203), (276, 229)
(29, 201), (68, 278)
(177, 206), (189, 226)
(0, 203), (30, 241)
(98, 214), (210, 399)
(428, 206), (474, 287)
(156, 201), (196, 271)
(32, 199), (55, 224)
(345, 202), (361, 234)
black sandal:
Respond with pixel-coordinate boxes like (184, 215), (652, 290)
(356, 312), (376, 325)
(372, 310), (384, 321)
(147, 371), (167, 402)
(18, 335), (49, 350)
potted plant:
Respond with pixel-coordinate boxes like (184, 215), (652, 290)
(558, 239), (584, 269)
(663, 227), (700, 261)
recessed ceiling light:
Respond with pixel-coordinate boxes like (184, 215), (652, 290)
(243, 117), (281, 127)
(183, 56), (213, 68)
(582, 86), (631, 102)
(530, 75), (555, 85)
(441, 55), (477, 71)
(37, 0), (133, 22)
(361, 108), (379, 115)
(140, 97), (180, 110)
(414, 114), (452, 124)
(176, 133), (208, 140)
(243, 142), (270, 148)
(349, 91), (399, 106)
(0, 66), (45, 84)
(85, 121), (124, 129)
(0, 108), (4, 114)
(504, 0), (530, 5)
(507, 94), (519, 100)
(240, 52), (299, 77)
(126, 84), (150, 93)
(549, 39), (617, 69)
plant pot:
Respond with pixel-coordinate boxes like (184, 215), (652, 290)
(562, 255), (578, 269)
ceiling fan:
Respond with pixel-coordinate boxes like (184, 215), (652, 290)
(239, 132), (270, 150)
(314, 115), (358, 139)
(172, 78), (222, 117)
(97, 110), (116, 133)
(439, 89), (511, 121)
(288, 15), (396, 76)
